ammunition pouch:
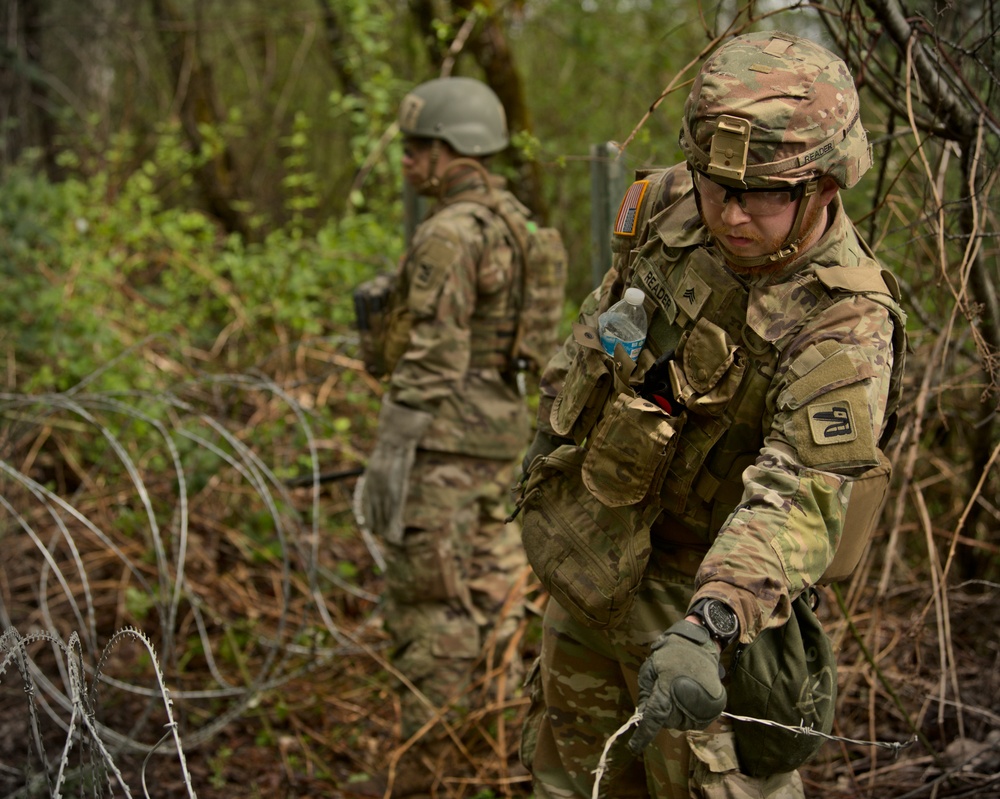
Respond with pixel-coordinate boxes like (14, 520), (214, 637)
(517, 333), (684, 629)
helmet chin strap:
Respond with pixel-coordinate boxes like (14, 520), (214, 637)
(416, 140), (445, 195)
(712, 180), (819, 271)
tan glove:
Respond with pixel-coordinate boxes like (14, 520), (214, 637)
(361, 397), (433, 545)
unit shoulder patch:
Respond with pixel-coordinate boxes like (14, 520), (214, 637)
(807, 400), (858, 445)
(792, 383), (879, 469)
(407, 232), (458, 315)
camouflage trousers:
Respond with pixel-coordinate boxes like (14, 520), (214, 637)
(521, 545), (804, 799)
(382, 450), (528, 739)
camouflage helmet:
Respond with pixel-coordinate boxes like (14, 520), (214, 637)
(398, 76), (509, 156)
(679, 32), (872, 189)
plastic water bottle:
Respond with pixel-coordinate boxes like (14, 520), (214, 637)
(598, 287), (647, 360)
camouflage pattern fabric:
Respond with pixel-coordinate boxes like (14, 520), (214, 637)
(522, 546), (804, 798)
(679, 31), (872, 190)
(382, 450), (527, 738)
(374, 166), (537, 744)
(524, 164), (906, 798)
(386, 167), (532, 460)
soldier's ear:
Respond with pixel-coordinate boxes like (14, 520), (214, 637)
(816, 176), (839, 207)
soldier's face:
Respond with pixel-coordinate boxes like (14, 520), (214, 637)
(700, 176), (838, 272)
(402, 137), (460, 193)
(401, 138), (434, 187)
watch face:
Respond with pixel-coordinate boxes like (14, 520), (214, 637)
(706, 600), (738, 636)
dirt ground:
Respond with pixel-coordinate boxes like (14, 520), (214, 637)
(2, 454), (998, 798)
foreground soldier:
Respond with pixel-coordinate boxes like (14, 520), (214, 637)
(516, 33), (907, 797)
(358, 76), (565, 794)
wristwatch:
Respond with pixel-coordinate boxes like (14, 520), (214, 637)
(688, 598), (740, 649)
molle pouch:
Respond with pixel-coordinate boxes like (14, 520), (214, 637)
(515, 444), (660, 629)
(582, 393), (683, 507)
(550, 325), (615, 442)
(819, 450), (893, 583)
(670, 317), (746, 416)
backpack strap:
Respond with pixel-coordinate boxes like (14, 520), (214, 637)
(440, 158), (540, 371)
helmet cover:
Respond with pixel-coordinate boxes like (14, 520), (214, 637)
(679, 32), (872, 189)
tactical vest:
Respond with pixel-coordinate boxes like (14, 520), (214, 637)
(367, 182), (566, 380)
(552, 170), (907, 581)
(445, 189), (567, 375)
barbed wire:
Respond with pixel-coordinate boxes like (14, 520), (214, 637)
(0, 626), (196, 799)
(0, 359), (384, 795)
(591, 710), (918, 799)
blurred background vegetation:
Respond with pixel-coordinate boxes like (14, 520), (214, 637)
(0, 0), (997, 797)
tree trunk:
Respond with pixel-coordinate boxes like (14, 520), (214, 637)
(0, 0), (59, 177)
(407, 0), (550, 221)
(149, 0), (251, 239)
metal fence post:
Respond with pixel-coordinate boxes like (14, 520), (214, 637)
(590, 142), (628, 288)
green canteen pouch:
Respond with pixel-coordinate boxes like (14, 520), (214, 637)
(582, 393), (683, 507)
(728, 591), (837, 776)
(516, 444), (661, 629)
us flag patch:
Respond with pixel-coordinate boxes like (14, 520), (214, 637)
(614, 180), (650, 236)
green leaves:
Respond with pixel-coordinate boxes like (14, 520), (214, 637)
(0, 118), (404, 394)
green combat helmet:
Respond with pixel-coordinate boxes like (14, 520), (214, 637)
(398, 76), (509, 156)
(679, 32), (873, 267)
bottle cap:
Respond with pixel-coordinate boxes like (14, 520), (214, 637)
(624, 287), (646, 306)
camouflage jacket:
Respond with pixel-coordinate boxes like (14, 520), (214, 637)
(536, 163), (907, 641)
(387, 168), (532, 460)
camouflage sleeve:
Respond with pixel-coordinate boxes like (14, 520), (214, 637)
(693, 296), (896, 640)
(388, 214), (480, 412)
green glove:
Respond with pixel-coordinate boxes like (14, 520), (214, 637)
(627, 620), (727, 754)
(360, 397), (433, 545)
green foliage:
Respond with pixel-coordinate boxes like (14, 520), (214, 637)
(0, 124), (403, 393)
(125, 586), (156, 620)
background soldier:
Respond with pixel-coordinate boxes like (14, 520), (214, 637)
(517, 32), (907, 798)
(359, 76), (563, 795)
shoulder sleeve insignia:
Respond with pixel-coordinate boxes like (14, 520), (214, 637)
(807, 400), (858, 445)
(614, 180), (650, 236)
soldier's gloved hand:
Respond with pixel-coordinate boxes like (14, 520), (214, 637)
(627, 620), (727, 754)
(360, 397), (433, 545)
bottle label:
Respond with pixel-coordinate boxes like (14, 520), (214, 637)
(600, 333), (645, 360)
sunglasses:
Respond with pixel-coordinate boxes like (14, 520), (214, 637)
(693, 171), (805, 218)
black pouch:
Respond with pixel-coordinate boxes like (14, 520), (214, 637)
(727, 590), (837, 776)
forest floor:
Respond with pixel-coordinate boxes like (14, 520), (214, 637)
(1, 349), (998, 798)
(4, 466), (997, 799)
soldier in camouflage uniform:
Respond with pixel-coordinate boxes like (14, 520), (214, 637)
(360, 76), (539, 794)
(517, 33), (907, 798)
